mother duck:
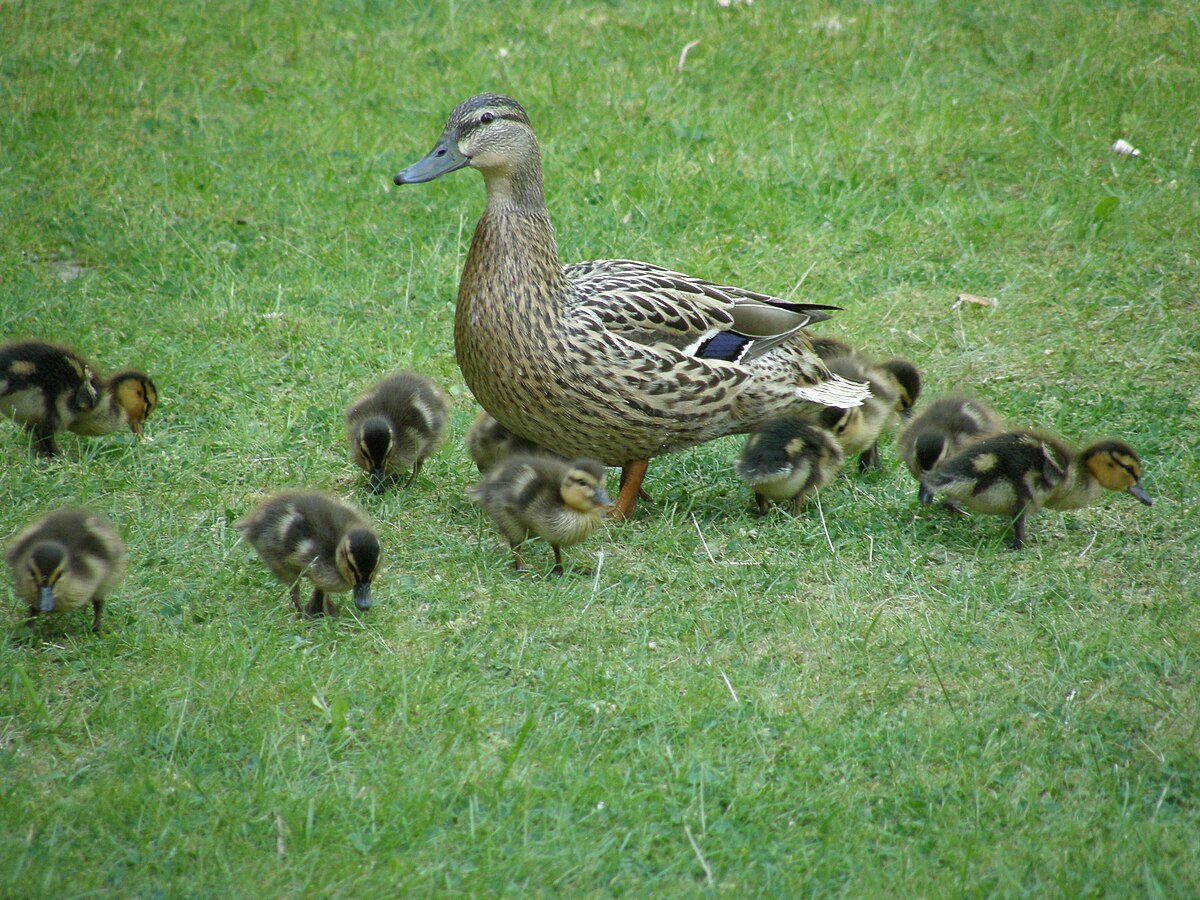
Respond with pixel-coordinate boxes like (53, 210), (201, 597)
(394, 94), (867, 517)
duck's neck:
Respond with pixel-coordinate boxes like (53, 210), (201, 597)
(461, 151), (570, 301)
(70, 390), (126, 436)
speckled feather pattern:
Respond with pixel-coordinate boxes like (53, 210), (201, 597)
(346, 372), (449, 474)
(468, 456), (607, 550)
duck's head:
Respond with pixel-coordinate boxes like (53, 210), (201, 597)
(111, 371), (158, 438)
(879, 359), (922, 417)
(1083, 440), (1152, 506)
(24, 541), (68, 613)
(913, 432), (951, 504)
(559, 459), (613, 514)
(337, 528), (381, 611)
(356, 416), (395, 494)
(394, 94), (539, 193)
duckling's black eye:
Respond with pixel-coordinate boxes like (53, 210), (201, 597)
(480, 112), (495, 124)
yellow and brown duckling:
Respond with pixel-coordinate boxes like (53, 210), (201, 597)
(6, 509), (127, 632)
(394, 94), (869, 519)
(465, 410), (561, 474)
(235, 491), (381, 616)
(346, 372), (449, 493)
(468, 455), (612, 574)
(804, 354), (921, 471)
(896, 395), (1003, 504)
(735, 416), (844, 515)
(920, 431), (1152, 549)
(0, 340), (157, 457)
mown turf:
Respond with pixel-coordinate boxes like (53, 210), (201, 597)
(2, 0), (1199, 894)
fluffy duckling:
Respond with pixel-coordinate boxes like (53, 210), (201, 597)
(6, 509), (127, 632)
(735, 416), (844, 515)
(0, 340), (156, 456)
(896, 395), (1003, 504)
(921, 431), (1152, 549)
(466, 410), (559, 473)
(345, 372), (450, 493)
(468, 455), (612, 574)
(809, 335), (855, 361)
(235, 491), (381, 616)
(801, 353), (921, 471)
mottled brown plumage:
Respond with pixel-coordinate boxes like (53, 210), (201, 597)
(394, 94), (868, 517)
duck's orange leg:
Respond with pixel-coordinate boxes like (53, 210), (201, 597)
(611, 459), (649, 520)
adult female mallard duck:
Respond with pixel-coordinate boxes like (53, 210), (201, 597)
(393, 94), (868, 518)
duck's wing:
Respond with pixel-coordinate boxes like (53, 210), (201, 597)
(565, 259), (838, 363)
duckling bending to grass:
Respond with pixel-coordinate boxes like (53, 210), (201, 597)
(921, 430), (1152, 549)
(896, 395), (1003, 504)
(803, 349), (921, 471)
(345, 372), (449, 493)
(468, 455), (612, 574)
(0, 340), (157, 457)
(466, 410), (560, 474)
(235, 492), (381, 617)
(6, 509), (127, 633)
(735, 416), (844, 515)
(393, 94), (869, 520)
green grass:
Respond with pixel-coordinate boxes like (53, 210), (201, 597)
(2, 0), (1199, 894)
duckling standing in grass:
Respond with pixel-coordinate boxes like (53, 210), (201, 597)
(469, 455), (612, 574)
(921, 431), (1152, 550)
(235, 491), (381, 616)
(345, 372), (449, 493)
(6, 509), (127, 633)
(466, 410), (559, 473)
(0, 340), (156, 456)
(735, 416), (844, 516)
(805, 354), (920, 472)
(896, 395), (1002, 504)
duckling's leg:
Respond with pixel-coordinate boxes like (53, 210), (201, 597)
(288, 583), (305, 616)
(858, 443), (881, 472)
(405, 458), (423, 487)
(1011, 509), (1030, 551)
(612, 459), (649, 520)
(510, 543), (527, 572)
(788, 492), (808, 516)
(304, 588), (328, 617)
(755, 492), (771, 517)
(29, 424), (59, 457)
(550, 545), (565, 577)
(90, 599), (103, 633)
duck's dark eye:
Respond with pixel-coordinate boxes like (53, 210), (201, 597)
(480, 112), (495, 124)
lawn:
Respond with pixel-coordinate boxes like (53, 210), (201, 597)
(2, 0), (1199, 894)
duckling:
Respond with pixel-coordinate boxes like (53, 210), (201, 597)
(466, 410), (558, 473)
(345, 372), (450, 493)
(734, 416), (844, 515)
(920, 431), (1152, 549)
(5, 509), (127, 632)
(800, 352), (921, 472)
(468, 455), (612, 574)
(0, 340), (157, 457)
(809, 335), (855, 361)
(896, 395), (1003, 504)
(234, 491), (381, 616)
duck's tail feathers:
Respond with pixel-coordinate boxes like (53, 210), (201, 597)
(795, 374), (871, 408)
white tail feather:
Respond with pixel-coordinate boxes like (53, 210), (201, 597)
(795, 373), (871, 408)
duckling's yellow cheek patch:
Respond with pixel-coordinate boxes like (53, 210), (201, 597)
(972, 453), (998, 474)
